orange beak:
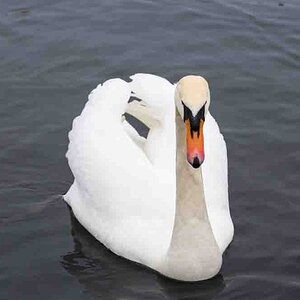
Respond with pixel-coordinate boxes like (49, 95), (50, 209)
(185, 119), (205, 168)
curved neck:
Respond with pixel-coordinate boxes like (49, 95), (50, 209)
(174, 112), (207, 223)
(158, 112), (222, 281)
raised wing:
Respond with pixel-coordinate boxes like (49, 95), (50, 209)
(65, 78), (175, 264)
(202, 112), (234, 252)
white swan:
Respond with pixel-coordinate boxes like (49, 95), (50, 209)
(64, 74), (234, 281)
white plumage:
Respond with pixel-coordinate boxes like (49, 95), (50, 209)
(64, 74), (234, 281)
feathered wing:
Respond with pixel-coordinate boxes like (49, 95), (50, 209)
(64, 78), (174, 267)
(121, 73), (176, 165)
(129, 73), (175, 108)
(202, 112), (234, 253)
(122, 119), (146, 150)
(129, 73), (176, 170)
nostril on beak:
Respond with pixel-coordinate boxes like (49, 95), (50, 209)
(192, 156), (201, 168)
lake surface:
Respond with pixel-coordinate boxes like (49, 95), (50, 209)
(0, 0), (299, 299)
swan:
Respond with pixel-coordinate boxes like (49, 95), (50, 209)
(64, 73), (234, 281)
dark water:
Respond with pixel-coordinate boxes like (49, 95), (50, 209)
(1, 0), (299, 299)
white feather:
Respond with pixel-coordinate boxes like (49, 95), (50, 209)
(64, 74), (233, 273)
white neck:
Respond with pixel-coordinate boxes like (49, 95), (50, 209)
(157, 112), (222, 281)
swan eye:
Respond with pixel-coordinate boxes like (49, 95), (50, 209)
(183, 102), (206, 168)
(182, 102), (205, 135)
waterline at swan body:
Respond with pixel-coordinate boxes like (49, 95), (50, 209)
(64, 74), (234, 281)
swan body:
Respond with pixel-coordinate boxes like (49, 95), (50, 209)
(64, 74), (234, 281)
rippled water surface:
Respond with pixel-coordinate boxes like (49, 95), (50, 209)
(1, 1), (299, 299)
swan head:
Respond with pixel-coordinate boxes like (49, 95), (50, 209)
(175, 75), (211, 168)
